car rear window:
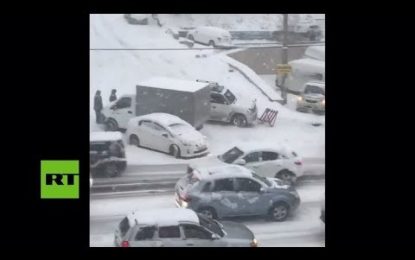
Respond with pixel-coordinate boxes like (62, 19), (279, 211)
(158, 226), (181, 238)
(119, 217), (131, 237)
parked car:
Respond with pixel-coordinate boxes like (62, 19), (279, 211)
(196, 80), (257, 127)
(124, 14), (150, 25)
(296, 81), (325, 114)
(175, 165), (300, 222)
(90, 132), (127, 178)
(187, 26), (232, 48)
(114, 208), (258, 247)
(126, 113), (209, 158)
(190, 144), (303, 183)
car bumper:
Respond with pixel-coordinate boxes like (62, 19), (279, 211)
(180, 146), (209, 158)
(297, 101), (325, 112)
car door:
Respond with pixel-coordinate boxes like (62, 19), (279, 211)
(242, 152), (265, 175)
(111, 96), (133, 128)
(156, 225), (183, 247)
(152, 122), (173, 153)
(210, 93), (231, 121)
(258, 151), (284, 177)
(180, 224), (225, 247)
(210, 178), (240, 218)
(128, 226), (163, 247)
(234, 178), (267, 215)
(136, 120), (153, 148)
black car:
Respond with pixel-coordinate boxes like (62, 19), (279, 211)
(90, 132), (127, 178)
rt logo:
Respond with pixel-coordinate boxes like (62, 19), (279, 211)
(41, 160), (79, 199)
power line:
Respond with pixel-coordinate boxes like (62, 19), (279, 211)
(89, 42), (325, 51)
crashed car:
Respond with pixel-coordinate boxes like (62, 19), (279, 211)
(90, 131), (127, 178)
(175, 164), (300, 222)
(190, 144), (303, 184)
(296, 81), (325, 114)
(196, 80), (257, 127)
(114, 208), (258, 247)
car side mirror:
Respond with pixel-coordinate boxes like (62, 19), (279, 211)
(260, 187), (266, 193)
(162, 133), (168, 138)
(110, 105), (117, 110)
(211, 233), (220, 240)
(234, 159), (246, 165)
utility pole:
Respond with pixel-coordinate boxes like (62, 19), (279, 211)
(281, 13), (289, 105)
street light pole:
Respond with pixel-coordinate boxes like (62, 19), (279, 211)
(281, 13), (289, 105)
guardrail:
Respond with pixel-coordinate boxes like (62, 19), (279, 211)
(91, 157), (325, 195)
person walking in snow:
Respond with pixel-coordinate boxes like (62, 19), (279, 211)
(109, 89), (117, 102)
(94, 90), (103, 124)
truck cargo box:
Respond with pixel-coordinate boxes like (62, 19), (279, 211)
(136, 77), (211, 129)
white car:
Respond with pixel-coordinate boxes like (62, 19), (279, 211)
(187, 26), (232, 48)
(126, 113), (209, 158)
(190, 144), (303, 183)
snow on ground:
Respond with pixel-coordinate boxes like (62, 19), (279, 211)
(90, 182), (325, 247)
(90, 14), (325, 164)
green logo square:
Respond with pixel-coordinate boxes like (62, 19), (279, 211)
(41, 160), (79, 199)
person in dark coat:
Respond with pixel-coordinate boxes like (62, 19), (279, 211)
(94, 90), (103, 124)
(109, 89), (117, 102)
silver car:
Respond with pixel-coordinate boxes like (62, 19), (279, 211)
(114, 208), (258, 247)
(199, 81), (257, 127)
(296, 81), (325, 114)
(175, 165), (301, 222)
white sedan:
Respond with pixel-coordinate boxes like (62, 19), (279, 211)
(190, 144), (303, 183)
(126, 113), (209, 158)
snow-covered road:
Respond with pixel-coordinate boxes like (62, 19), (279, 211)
(90, 180), (325, 247)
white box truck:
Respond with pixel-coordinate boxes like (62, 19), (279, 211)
(102, 77), (211, 131)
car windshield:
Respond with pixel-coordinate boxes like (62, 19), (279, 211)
(219, 146), (244, 163)
(305, 85), (325, 95)
(224, 90), (236, 104)
(252, 173), (272, 187)
(197, 214), (225, 237)
(168, 123), (192, 135)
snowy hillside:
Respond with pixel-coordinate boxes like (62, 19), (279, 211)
(90, 14), (325, 159)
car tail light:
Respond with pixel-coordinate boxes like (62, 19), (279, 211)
(121, 240), (129, 247)
(295, 161), (302, 166)
(181, 193), (192, 202)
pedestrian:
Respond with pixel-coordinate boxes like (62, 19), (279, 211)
(109, 89), (117, 102)
(94, 90), (103, 124)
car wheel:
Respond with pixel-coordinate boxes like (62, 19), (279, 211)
(276, 170), (296, 184)
(105, 119), (118, 131)
(170, 145), (181, 158)
(231, 114), (248, 127)
(105, 164), (118, 178)
(129, 135), (140, 147)
(269, 202), (290, 222)
(209, 40), (216, 47)
(198, 207), (217, 219)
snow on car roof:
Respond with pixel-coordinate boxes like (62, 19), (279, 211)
(192, 164), (253, 180)
(129, 113), (190, 127)
(289, 58), (325, 73)
(90, 131), (123, 142)
(127, 208), (199, 226)
(138, 77), (209, 93)
(196, 26), (231, 35)
(232, 143), (289, 154)
(304, 46), (325, 61)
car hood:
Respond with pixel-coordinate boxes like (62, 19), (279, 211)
(221, 221), (254, 240)
(266, 177), (295, 191)
(176, 130), (206, 145)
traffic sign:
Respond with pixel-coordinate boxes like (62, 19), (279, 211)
(275, 64), (292, 75)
